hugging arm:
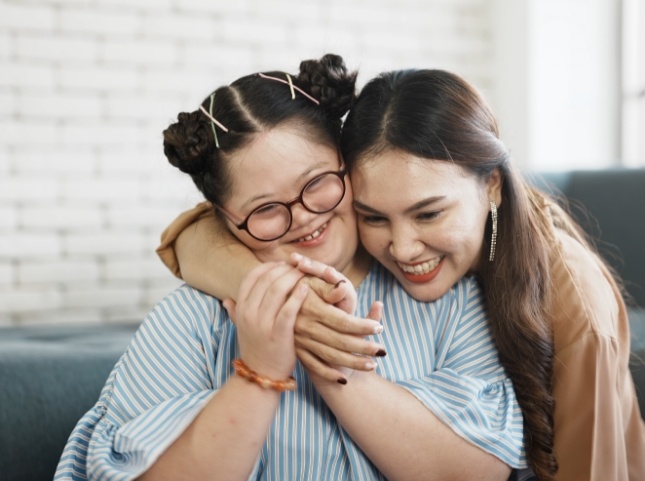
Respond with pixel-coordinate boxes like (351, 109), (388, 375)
(310, 278), (523, 481)
(157, 203), (385, 381)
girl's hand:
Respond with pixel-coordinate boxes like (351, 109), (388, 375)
(224, 262), (309, 380)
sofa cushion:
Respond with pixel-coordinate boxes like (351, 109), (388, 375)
(630, 309), (645, 417)
(0, 324), (138, 481)
(535, 168), (645, 309)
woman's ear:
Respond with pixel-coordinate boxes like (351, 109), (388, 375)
(486, 168), (503, 207)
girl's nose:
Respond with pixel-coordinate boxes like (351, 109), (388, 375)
(290, 202), (319, 228)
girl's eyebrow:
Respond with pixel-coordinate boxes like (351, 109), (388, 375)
(354, 196), (446, 215)
(241, 160), (329, 209)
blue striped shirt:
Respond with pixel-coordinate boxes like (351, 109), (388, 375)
(55, 262), (532, 480)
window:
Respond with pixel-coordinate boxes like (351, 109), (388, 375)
(622, 0), (645, 166)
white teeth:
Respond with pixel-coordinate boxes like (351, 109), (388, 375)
(295, 224), (326, 243)
(397, 257), (442, 275)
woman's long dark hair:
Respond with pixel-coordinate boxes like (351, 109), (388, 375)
(342, 69), (558, 480)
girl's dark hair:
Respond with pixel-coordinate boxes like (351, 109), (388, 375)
(162, 53), (357, 206)
(342, 69), (558, 480)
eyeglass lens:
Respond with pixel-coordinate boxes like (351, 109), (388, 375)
(246, 172), (345, 240)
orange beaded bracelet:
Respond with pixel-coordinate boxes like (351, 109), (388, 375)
(232, 359), (296, 392)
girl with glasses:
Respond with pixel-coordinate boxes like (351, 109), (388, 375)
(55, 55), (528, 481)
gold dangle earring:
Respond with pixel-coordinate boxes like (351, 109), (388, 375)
(489, 201), (498, 262)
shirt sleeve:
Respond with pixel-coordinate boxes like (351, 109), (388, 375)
(156, 202), (215, 279)
(552, 332), (628, 481)
(54, 287), (224, 481)
(394, 278), (527, 469)
(549, 230), (645, 481)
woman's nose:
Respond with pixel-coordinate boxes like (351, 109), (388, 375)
(388, 227), (424, 262)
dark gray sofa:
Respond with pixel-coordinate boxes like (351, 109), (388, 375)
(1, 168), (644, 481)
(0, 324), (139, 481)
(534, 168), (645, 419)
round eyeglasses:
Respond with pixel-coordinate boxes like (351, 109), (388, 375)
(217, 169), (348, 242)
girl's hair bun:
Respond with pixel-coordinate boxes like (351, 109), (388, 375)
(162, 111), (215, 176)
(298, 53), (358, 119)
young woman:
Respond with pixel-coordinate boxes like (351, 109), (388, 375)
(54, 55), (527, 481)
(158, 65), (645, 480)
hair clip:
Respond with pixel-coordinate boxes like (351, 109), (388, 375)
(199, 93), (229, 148)
(257, 72), (320, 105)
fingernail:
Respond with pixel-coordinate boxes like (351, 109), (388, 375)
(365, 361), (377, 370)
(292, 253), (303, 261)
(337, 377), (348, 385)
(375, 349), (387, 357)
(333, 279), (346, 289)
(373, 324), (383, 334)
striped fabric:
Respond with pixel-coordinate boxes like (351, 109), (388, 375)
(55, 262), (533, 481)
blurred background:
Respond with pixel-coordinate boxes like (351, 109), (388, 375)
(0, 0), (643, 326)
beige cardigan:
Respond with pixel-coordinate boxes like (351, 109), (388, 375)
(547, 226), (645, 480)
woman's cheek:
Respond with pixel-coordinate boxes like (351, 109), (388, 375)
(358, 224), (386, 256)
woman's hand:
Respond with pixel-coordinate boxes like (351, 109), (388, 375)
(297, 298), (384, 385)
(224, 262), (309, 380)
(289, 253), (386, 384)
(291, 253), (356, 313)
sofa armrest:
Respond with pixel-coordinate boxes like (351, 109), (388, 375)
(0, 324), (138, 481)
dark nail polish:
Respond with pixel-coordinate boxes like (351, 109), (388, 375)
(375, 349), (387, 357)
(333, 279), (346, 289)
(337, 377), (348, 385)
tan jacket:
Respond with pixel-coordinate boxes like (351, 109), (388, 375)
(157, 203), (645, 480)
(548, 227), (645, 480)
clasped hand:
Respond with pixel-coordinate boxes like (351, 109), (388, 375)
(224, 255), (384, 384)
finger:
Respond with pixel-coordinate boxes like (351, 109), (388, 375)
(296, 348), (348, 384)
(301, 295), (381, 335)
(297, 337), (377, 371)
(320, 279), (349, 305)
(296, 322), (385, 357)
(273, 283), (309, 337)
(222, 298), (237, 324)
(290, 253), (344, 285)
(257, 268), (307, 326)
(366, 301), (384, 322)
(237, 261), (287, 303)
(300, 276), (350, 311)
(240, 264), (301, 319)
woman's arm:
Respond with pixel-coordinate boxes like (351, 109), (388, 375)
(157, 202), (260, 299)
(309, 277), (521, 481)
(314, 372), (511, 481)
(157, 206), (387, 382)
(548, 231), (645, 480)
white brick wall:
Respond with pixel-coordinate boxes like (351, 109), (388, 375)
(0, 0), (494, 326)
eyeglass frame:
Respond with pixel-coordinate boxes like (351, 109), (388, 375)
(215, 166), (348, 242)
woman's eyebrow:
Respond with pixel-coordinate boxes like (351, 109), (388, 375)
(354, 196), (445, 215)
(404, 196), (445, 213)
(352, 200), (382, 214)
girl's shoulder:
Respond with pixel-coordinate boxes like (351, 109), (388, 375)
(143, 284), (232, 340)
